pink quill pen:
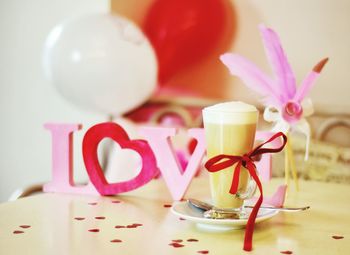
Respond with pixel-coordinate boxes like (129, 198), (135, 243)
(221, 23), (328, 184)
(221, 24), (328, 111)
(294, 58), (329, 102)
(220, 23), (328, 144)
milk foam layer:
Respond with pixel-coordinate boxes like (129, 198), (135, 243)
(202, 101), (258, 124)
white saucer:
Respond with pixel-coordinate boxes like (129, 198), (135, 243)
(171, 201), (279, 232)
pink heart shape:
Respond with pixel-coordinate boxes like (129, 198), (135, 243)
(82, 122), (158, 195)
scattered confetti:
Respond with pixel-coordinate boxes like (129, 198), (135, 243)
(332, 235), (344, 240)
(95, 216), (106, 220)
(172, 239), (183, 243)
(169, 243), (184, 248)
(74, 217), (85, 221)
(126, 223), (143, 228)
(187, 238), (198, 242)
(115, 225), (125, 229)
(280, 251), (293, 254)
(19, 225), (31, 229)
(88, 202), (97, 206)
(13, 230), (24, 234)
(88, 229), (100, 232)
(179, 217), (186, 221)
(163, 204), (172, 208)
(110, 239), (123, 243)
(111, 200), (121, 204)
(197, 251), (209, 254)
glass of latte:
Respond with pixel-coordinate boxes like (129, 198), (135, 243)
(203, 101), (258, 210)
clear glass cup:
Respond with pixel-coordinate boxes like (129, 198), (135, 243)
(203, 101), (258, 211)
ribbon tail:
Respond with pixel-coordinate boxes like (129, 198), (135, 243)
(243, 161), (263, 251)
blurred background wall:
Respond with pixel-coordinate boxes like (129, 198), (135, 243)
(0, 0), (110, 202)
(0, 0), (349, 202)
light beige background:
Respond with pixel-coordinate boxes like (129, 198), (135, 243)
(0, 0), (349, 202)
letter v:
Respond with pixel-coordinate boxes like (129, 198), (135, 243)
(140, 127), (206, 200)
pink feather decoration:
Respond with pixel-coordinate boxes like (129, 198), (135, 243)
(293, 58), (329, 102)
(221, 24), (328, 111)
(220, 53), (281, 106)
(258, 24), (296, 101)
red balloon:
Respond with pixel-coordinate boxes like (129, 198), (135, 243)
(143, 0), (230, 85)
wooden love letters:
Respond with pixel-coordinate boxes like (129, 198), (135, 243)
(44, 122), (287, 206)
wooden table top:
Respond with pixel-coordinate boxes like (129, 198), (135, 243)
(0, 177), (349, 255)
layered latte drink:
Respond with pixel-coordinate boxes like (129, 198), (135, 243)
(203, 101), (258, 209)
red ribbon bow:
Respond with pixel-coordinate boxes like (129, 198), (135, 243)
(205, 132), (287, 251)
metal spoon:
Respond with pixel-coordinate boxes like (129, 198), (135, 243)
(188, 198), (310, 213)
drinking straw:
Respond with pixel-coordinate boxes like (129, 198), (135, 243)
(286, 134), (299, 191)
(284, 141), (290, 187)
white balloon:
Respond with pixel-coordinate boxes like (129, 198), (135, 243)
(43, 13), (158, 116)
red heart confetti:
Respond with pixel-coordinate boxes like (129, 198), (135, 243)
(169, 243), (184, 248)
(74, 217), (85, 221)
(88, 229), (100, 232)
(126, 223), (143, 228)
(88, 202), (97, 206)
(19, 225), (31, 229)
(332, 235), (344, 240)
(110, 239), (123, 243)
(197, 251), (209, 254)
(163, 204), (172, 208)
(13, 230), (24, 234)
(95, 216), (106, 220)
(187, 238), (199, 242)
(111, 200), (121, 204)
(115, 225), (125, 229)
(280, 251), (293, 254)
(172, 239), (183, 243)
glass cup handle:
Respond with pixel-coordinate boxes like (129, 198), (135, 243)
(235, 168), (257, 200)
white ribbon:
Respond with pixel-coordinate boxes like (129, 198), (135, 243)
(263, 98), (314, 160)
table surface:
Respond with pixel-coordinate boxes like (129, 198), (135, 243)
(0, 176), (349, 255)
